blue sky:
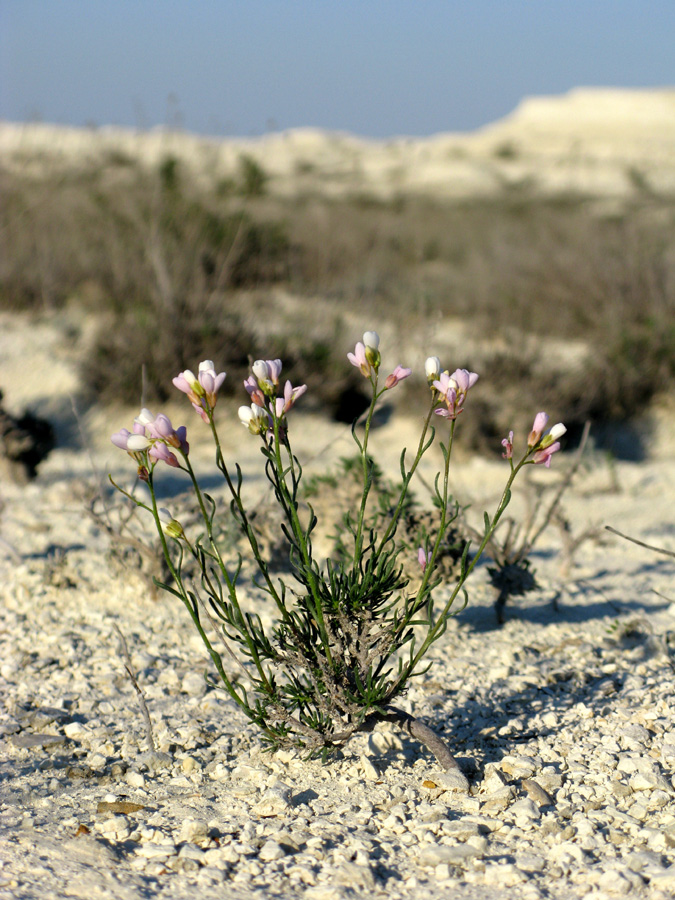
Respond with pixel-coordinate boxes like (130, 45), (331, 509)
(2, 1), (674, 138)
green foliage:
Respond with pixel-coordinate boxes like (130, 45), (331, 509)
(238, 154), (269, 197)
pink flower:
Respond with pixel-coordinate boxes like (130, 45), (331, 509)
(418, 546), (432, 571)
(501, 431), (514, 459)
(197, 360), (226, 408)
(348, 331), (381, 377)
(148, 441), (180, 468)
(347, 341), (371, 377)
(527, 414), (566, 463)
(113, 409), (188, 467)
(173, 361), (226, 421)
(172, 369), (201, 402)
(433, 368), (479, 419)
(252, 359), (282, 393)
(527, 412), (549, 448)
(533, 442), (561, 468)
(111, 427), (150, 452)
(384, 365), (412, 390)
(275, 381), (307, 417)
(145, 413), (189, 454)
(244, 374), (266, 408)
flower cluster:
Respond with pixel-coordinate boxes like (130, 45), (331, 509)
(501, 412), (566, 467)
(239, 359), (307, 436)
(430, 365), (479, 420)
(348, 331), (411, 389)
(173, 360), (226, 422)
(527, 412), (567, 467)
(112, 408), (188, 470)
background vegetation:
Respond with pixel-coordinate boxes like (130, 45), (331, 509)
(1, 150), (674, 455)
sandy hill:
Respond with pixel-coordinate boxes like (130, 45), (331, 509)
(1, 87), (674, 199)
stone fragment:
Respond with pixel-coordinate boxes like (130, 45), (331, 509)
(510, 798), (540, 820)
(360, 755), (379, 780)
(483, 862), (527, 886)
(97, 801), (145, 815)
(63, 722), (87, 739)
(126, 771), (146, 789)
(482, 785), (516, 811)
(62, 836), (120, 865)
(481, 766), (509, 793)
(258, 839), (287, 861)
(610, 779), (633, 799)
(11, 733), (65, 749)
(661, 743), (675, 764)
(182, 672), (207, 697)
(650, 866), (675, 891)
(436, 769), (470, 793)
(630, 771), (672, 793)
(522, 779), (555, 806)
(137, 842), (176, 859)
(418, 844), (481, 867)
(501, 755), (538, 778)
(179, 818), (209, 843)
(333, 861), (375, 888)
(137, 750), (173, 773)
(516, 853), (546, 873)
(181, 756), (200, 775)
(618, 724), (651, 750)
(624, 849), (666, 874)
(443, 819), (486, 840)
(253, 782), (293, 817)
(178, 843), (205, 861)
(616, 756), (659, 776)
(0, 717), (20, 736)
(66, 765), (94, 779)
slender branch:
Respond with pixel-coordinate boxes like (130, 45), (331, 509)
(113, 624), (156, 752)
(606, 525), (675, 559)
(354, 706), (469, 786)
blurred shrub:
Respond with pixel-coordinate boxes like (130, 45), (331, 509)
(1, 156), (675, 444)
(238, 154), (268, 197)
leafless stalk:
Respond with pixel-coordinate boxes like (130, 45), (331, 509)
(605, 526), (675, 560)
(113, 624), (156, 751)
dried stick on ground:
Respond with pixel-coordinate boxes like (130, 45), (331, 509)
(113, 624), (156, 751)
(605, 526), (675, 559)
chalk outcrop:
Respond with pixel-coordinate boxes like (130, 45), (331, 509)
(1, 87), (674, 199)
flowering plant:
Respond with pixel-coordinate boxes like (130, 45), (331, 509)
(110, 334), (564, 775)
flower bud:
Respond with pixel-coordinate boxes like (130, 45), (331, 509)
(527, 412), (549, 448)
(126, 433), (151, 452)
(238, 404), (269, 435)
(363, 331), (380, 351)
(425, 356), (441, 384)
(158, 507), (185, 540)
(418, 546), (432, 572)
(252, 359), (270, 383)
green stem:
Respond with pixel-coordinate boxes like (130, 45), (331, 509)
(144, 466), (268, 706)
(169, 452), (274, 693)
(392, 452), (530, 696)
(375, 399), (437, 557)
(270, 414), (334, 666)
(207, 415), (289, 620)
(353, 375), (380, 566)
(408, 416), (456, 609)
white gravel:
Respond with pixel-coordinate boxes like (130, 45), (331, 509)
(3, 314), (675, 899)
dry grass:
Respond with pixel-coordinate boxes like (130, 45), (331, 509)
(2, 152), (674, 455)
